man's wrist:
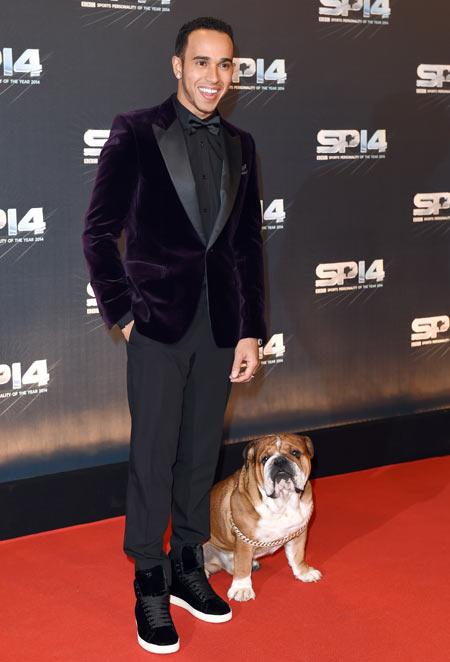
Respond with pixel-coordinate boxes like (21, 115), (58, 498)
(238, 337), (263, 344)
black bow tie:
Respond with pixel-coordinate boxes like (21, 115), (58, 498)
(187, 114), (221, 135)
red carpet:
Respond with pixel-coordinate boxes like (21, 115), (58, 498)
(1, 456), (449, 661)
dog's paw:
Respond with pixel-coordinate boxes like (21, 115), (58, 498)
(227, 586), (256, 602)
(296, 565), (322, 583)
(227, 578), (256, 602)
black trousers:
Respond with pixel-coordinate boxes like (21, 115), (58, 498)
(123, 287), (235, 583)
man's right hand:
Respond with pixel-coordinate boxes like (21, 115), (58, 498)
(121, 320), (135, 342)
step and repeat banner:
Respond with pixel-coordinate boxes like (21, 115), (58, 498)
(1, 1), (449, 482)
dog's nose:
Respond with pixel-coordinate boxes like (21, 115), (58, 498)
(273, 456), (289, 467)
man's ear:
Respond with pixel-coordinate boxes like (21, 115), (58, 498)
(171, 54), (182, 80)
(243, 441), (256, 469)
(303, 435), (314, 458)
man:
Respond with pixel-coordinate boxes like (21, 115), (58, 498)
(82, 16), (266, 655)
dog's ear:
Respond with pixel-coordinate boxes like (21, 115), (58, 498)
(243, 441), (256, 469)
(303, 435), (314, 458)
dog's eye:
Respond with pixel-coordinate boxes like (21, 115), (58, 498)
(261, 455), (270, 464)
(291, 449), (301, 458)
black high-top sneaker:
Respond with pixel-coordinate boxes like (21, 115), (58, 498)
(134, 565), (180, 654)
(169, 544), (232, 623)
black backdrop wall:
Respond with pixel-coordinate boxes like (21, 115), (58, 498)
(1, 0), (450, 484)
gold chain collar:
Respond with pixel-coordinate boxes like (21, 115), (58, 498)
(229, 502), (314, 548)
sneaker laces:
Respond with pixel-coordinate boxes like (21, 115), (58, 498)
(182, 568), (218, 603)
(141, 593), (174, 629)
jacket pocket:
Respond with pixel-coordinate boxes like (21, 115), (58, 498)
(126, 259), (169, 281)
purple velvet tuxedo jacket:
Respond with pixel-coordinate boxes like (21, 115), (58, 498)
(82, 95), (267, 348)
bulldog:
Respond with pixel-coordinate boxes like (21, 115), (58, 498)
(203, 433), (322, 601)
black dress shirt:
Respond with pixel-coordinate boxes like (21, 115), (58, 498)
(172, 94), (224, 244)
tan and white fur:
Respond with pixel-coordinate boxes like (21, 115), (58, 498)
(203, 433), (322, 601)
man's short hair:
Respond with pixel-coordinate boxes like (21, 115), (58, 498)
(175, 16), (234, 59)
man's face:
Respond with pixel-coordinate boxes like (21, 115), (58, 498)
(172, 29), (234, 119)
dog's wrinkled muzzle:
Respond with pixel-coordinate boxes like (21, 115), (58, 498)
(270, 457), (293, 479)
(266, 457), (306, 498)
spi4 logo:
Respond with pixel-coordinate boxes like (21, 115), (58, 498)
(83, 130), (110, 164)
(261, 199), (286, 229)
(0, 48), (42, 78)
(232, 58), (286, 87)
(259, 334), (285, 364)
(315, 259), (385, 293)
(0, 208), (45, 243)
(0, 360), (49, 392)
(413, 193), (450, 222)
(319, 1), (391, 19)
(317, 130), (387, 159)
(416, 65), (450, 93)
(411, 316), (450, 347)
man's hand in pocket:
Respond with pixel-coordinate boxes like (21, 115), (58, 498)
(122, 320), (134, 342)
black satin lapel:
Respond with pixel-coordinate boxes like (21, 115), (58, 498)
(207, 130), (242, 249)
(153, 121), (206, 246)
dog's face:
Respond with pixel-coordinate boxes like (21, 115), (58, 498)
(243, 433), (314, 499)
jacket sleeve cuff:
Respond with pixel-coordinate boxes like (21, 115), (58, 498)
(116, 310), (134, 329)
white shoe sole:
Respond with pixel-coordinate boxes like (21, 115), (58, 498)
(169, 595), (232, 623)
(136, 622), (180, 654)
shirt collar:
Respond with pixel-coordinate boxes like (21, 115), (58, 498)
(171, 93), (221, 132)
